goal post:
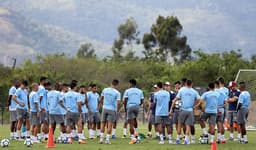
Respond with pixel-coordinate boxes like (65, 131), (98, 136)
(234, 69), (256, 129)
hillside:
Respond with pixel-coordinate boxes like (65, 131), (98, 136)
(0, 7), (110, 65)
(0, 0), (255, 58)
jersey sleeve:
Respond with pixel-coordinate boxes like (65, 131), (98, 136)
(238, 94), (244, 104)
(117, 92), (121, 101)
(14, 89), (20, 97)
(77, 93), (82, 102)
(176, 90), (181, 99)
(140, 90), (144, 100)
(201, 93), (206, 101)
(38, 88), (44, 97)
(34, 93), (40, 103)
(86, 92), (90, 100)
(9, 87), (16, 96)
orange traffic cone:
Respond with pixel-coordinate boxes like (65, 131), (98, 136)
(211, 140), (217, 150)
(233, 122), (238, 130)
(46, 127), (55, 148)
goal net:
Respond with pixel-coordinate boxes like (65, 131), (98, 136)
(235, 69), (256, 129)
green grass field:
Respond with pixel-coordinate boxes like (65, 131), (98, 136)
(0, 124), (255, 150)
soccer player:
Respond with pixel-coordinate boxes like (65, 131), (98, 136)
(227, 81), (241, 141)
(99, 79), (121, 144)
(147, 84), (158, 138)
(47, 82), (66, 141)
(64, 82), (84, 144)
(215, 80), (228, 143)
(37, 77), (49, 141)
(154, 82), (171, 144)
(170, 79), (200, 145)
(172, 81), (181, 137)
(29, 83), (40, 143)
(123, 79), (144, 144)
(78, 85), (88, 140)
(164, 81), (176, 143)
(196, 82), (220, 144)
(59, 83), (69, 138)
(237, 82), (250, 144)
(86, 84), (101, 139)
(7, 79), (20, 140)
(12, 80), (30, 140)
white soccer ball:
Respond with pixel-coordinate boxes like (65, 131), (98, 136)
(199, 136), (208, 144)
(1, 139), (10, 147)
(24, 138), (33, 147)
(174, 101), (182, 109)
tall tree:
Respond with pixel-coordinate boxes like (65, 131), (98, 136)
(77, 43), (96, 58)
(142, 16), (191, 63)
(112, 17), (140, 61)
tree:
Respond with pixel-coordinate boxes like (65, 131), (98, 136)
(77, 43), (96, 58)
(112, 17), (140, 61)
(142, 16), (192, 63)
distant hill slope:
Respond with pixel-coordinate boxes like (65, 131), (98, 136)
(0, 7), (111, 65)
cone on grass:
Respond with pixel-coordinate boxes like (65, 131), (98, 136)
(46, 127), (55, 148)
(211, 140), (217, 150)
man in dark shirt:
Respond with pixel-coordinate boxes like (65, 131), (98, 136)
(227, 81), (241, 141)
(147, 85), (158, 138)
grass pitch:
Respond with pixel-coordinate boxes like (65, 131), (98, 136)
(0, 124), (255, 150)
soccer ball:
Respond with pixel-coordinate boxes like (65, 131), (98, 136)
(136, 136), (141, 143)
(174, 101), (182, 109)
(24, 139), (33, 147)
(199, 136), (208, 144)
(1, 139), (10, 147)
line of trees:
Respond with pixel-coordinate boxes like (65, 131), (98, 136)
(1, 16), (256, 107)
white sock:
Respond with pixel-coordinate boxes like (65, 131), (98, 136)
(26, 131), (30, 137)
(230, 133), (234, 138)
(16, 130), (21, 137)
(22, 131), (27, 137)
(131, 134), (136, 141)
(243, 135), (247, 141)
(191, 135), (195, 140)
(148, 131), (152, 135)
(156, 132), (160, 136)
(97, 129), (101, 135)
(134, 128), (138, 133)
(210, 134), (214, 141)
(112, 129), (116, 135)
(123, 128), (127, 135)
(92, 130), (95, 136)
(237, 134), (241, 139)
(160, 134), (164, 141)
(221, 134), (225, 140)
(106, 134), (110, 141)
(185, 135), (189, 142)
(89, 129), (93, 136)
(176, 134), (181, 141)
(218, 133), (221, 139)
(100, 132), (104, 138)
(202, 128), (207, 135)
(168, 134), (172, 140)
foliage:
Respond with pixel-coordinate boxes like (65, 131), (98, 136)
(112, 17), (140, 62)
(77, 43), (96, 59)
(142, 16), (192, 62)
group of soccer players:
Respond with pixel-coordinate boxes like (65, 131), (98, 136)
(6, 76), (250, 145)
(146, 77), (250, 144)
